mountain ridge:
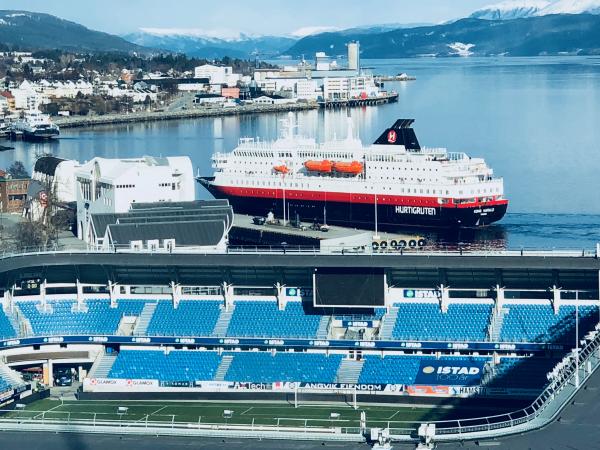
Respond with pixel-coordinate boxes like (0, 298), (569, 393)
(286, 14), (600, 58)
(0, 10), (148, 53)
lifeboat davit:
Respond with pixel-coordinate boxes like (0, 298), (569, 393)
(273, 165), (289, 174)
(304, 160), (333, 173)
(333, 161), (363, 174)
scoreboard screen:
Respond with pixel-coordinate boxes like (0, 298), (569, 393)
(313, 267), (385, 308)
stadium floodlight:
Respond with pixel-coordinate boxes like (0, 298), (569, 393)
(15, 404), (26, 410)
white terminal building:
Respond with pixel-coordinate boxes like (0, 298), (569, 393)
(252, 41), (381, 101)
(75, 156), (195, 243)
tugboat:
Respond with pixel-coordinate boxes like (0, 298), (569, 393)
(198, 116), (508, 229)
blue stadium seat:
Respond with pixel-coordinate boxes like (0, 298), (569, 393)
(487, 357), (560, 388)
(224, 352), (342, 383)
(227, 301), (321, 338)
(108, 350), (221, 381)
(359, 355), (431, 384)
(18, 299), (145, 336)
(499, 304), (599, 343)
(146, 300), (221, 336)
(0, 309), (17, 340)
(392, 303), (492, 341)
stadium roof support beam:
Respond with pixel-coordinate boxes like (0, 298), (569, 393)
(495, 284), (505, 312)
(76, 279), (84, 307)
(275, 282), (286, 310)
(222, 282), (234, 311)
(108, 281), (119, 307)
(171, 281), (181, 308)
(439, 284), (449, 313)
(39, 279), (48, 312)
(552, 285), (562, 314)
(1, 285), (13, 311)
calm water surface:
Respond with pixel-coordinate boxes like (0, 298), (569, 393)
(2, 57), (600, 248)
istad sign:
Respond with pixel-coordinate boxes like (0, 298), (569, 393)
(415, 360), (485, 386)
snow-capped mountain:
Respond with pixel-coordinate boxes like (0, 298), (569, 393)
(470, 0), (600, 19)
(470, 0), (550, 19)
(541, 0), (600, 14)
(122, 29), (297, 59)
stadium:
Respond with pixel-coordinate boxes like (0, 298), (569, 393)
(1, 243), (600, 449)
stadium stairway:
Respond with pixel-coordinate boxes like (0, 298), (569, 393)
(8, 303), (32, 337)
(335, 358), (364, 384)
(88, 352), (117, 379)
(316, 316), (330, 339)
(213, 306), (233, 337)
(214, 355), (234, 381)
(487, 307), (507, 341)
(378, 306), (399, 340)
(133, 302), (157, 336)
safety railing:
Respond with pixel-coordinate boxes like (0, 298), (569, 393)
(383, 323), (600, 440)
(0, 409), (365, 441)
(1, 243), (597, 260)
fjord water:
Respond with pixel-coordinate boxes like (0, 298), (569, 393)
(3, 57), (600, 248)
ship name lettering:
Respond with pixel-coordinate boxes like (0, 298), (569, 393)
(395, 206), (436, 216)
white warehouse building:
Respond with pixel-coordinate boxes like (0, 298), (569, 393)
(76, 156), (195, 244)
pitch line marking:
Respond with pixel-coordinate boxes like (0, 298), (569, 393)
(150, 405), (168, 416)
(240, 407), (254, 415)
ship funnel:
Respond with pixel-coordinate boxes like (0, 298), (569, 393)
(373, 119), (420, 150)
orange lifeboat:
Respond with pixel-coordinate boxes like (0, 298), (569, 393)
(333, 161), (363, 174)
(304, 160), (333, 173)
(273, 164), (289, 174)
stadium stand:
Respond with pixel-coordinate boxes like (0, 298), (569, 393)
(391, 303), (492, 341)
(226, 301), (321, 338)
(0, 373), (11, 392)
(500, 304), (599, 343)
(224, 351), (343, 383)
(17, 299), (145, 335)
(108, 349), (222, 381)
(358, 355), (431, 384)
(146, 300), (222, 336)
(0, 309), (17, 340)
(487, 357), (561, 389)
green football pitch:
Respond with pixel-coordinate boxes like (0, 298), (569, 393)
(3, 398), (457, 429)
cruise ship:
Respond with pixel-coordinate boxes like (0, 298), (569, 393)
(12, 109), (59, 140)
(198, 117), (508, 229)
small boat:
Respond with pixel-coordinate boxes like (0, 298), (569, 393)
(273, 165), (289, 174)
(11, 109), (59, 141)
(304, 160), (333, 173)
(333, 161), (363, 174)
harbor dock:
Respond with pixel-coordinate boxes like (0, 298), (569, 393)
(52, 102), (318, 129)
(317, 91), (399, 108)
(229, 213), (426, 251)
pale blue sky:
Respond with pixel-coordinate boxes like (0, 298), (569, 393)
(0, 0), (495, 35)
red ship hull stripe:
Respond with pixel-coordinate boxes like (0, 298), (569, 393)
(212, 185), (508, 209)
